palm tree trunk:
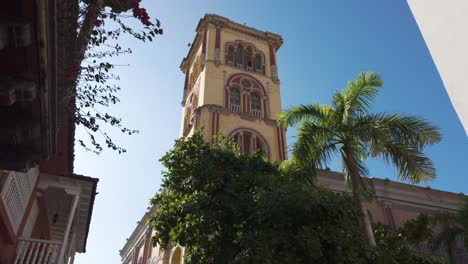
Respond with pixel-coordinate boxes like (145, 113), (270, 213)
(342, 147), (376, 247)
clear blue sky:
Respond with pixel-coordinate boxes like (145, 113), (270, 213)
(74, 0), (468, 263)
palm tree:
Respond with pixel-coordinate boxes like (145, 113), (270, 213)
(278, 72), (442, 246)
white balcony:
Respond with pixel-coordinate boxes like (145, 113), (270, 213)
(14, 238), (62, 264)
(251, 110), (263, 118)
(230, 104), (241, 113)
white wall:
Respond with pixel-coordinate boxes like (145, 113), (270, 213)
(407, 0), (468, 136)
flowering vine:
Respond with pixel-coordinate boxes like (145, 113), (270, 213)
(73, 0), (163, 154)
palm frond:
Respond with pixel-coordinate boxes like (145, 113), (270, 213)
(277, 103), (334, 127)
(346, 72), (383, 113)
(291, 121), (338, 168)
(379, 143), (436, 183)
(354, 113), (441, 150)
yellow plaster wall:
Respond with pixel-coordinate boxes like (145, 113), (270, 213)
(217, 112), (281, 161)
(199, 25), (282, 119)
(182, 20), (285, 162)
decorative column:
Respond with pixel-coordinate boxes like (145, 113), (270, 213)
(269, 42), (278, 80)
(382, 202), (396, 230)
(262, 96), (268, 118)
(183, 68), (190, 99)
(214, 25), (222, 64)
(58, 190), (80, 264)
(201, 28), (207, 65)
(237, 132), (244, 153)
(276, 127), (283, 161)
(251, 136), (257, 154)
(142, 228), (152, 264)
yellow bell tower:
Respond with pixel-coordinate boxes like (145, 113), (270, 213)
(180, 14), (286, 162)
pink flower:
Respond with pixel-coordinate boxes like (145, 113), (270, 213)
(94, 19), (102, 27)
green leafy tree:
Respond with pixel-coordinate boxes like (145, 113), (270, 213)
(278, 71), (442, 246)
(149, 131), (374, 263)
(428, 199), (468, 263)
(373, 220), (448, 264)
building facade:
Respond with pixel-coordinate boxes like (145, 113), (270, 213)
(120, 14), (468, 264)
(0, 116), (98, 264)
(407, 0), (468, 136)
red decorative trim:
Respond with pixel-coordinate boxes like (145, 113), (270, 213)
(247, 94), (251, 113)
(228, 127), (271, 156)
(202, 30), (207, 55)
(276, 127), (283, 161)
(227, 73), (267, 96)
(211, 112), (216, 143)
(225, 88), (230, 109)
(184, 68), (190, 91)
(281, 128), (287, 160)
(216, 112), (220, 134)
(242, 95), (247, 113)
(238, 133), (244, 153)
(252, 136), (257, 153)
(269, 43), (276, 66)
(215, 27), (221, 49)
(262, 98), (267, 118)
(225, 40), (266, 63)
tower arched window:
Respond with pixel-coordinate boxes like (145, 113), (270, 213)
(255, 53), (263, 74)
(230, 88), (241, 112)
(246, 46), (253, 71)
(251, 93), (262, 118)
(237, 45), (244, 67)
(231, 130), (268, 157)
(227, 45), (235, 66)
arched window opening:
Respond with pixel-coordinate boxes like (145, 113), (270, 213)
(227, 45), (235, 66)
(255, 53), (263, 74)
(237, 45), (244, 68)
(246, 46), (253, 71)
(251, 93), (262, 118)
(230, 88), (241, 112)
(232, 130), (268, 157)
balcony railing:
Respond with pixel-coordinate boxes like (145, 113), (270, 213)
(230, 104), (241, 113)
(251, 110), (263, 118)
(15, 238), (62, 264)
(1, 168), (39, 234)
